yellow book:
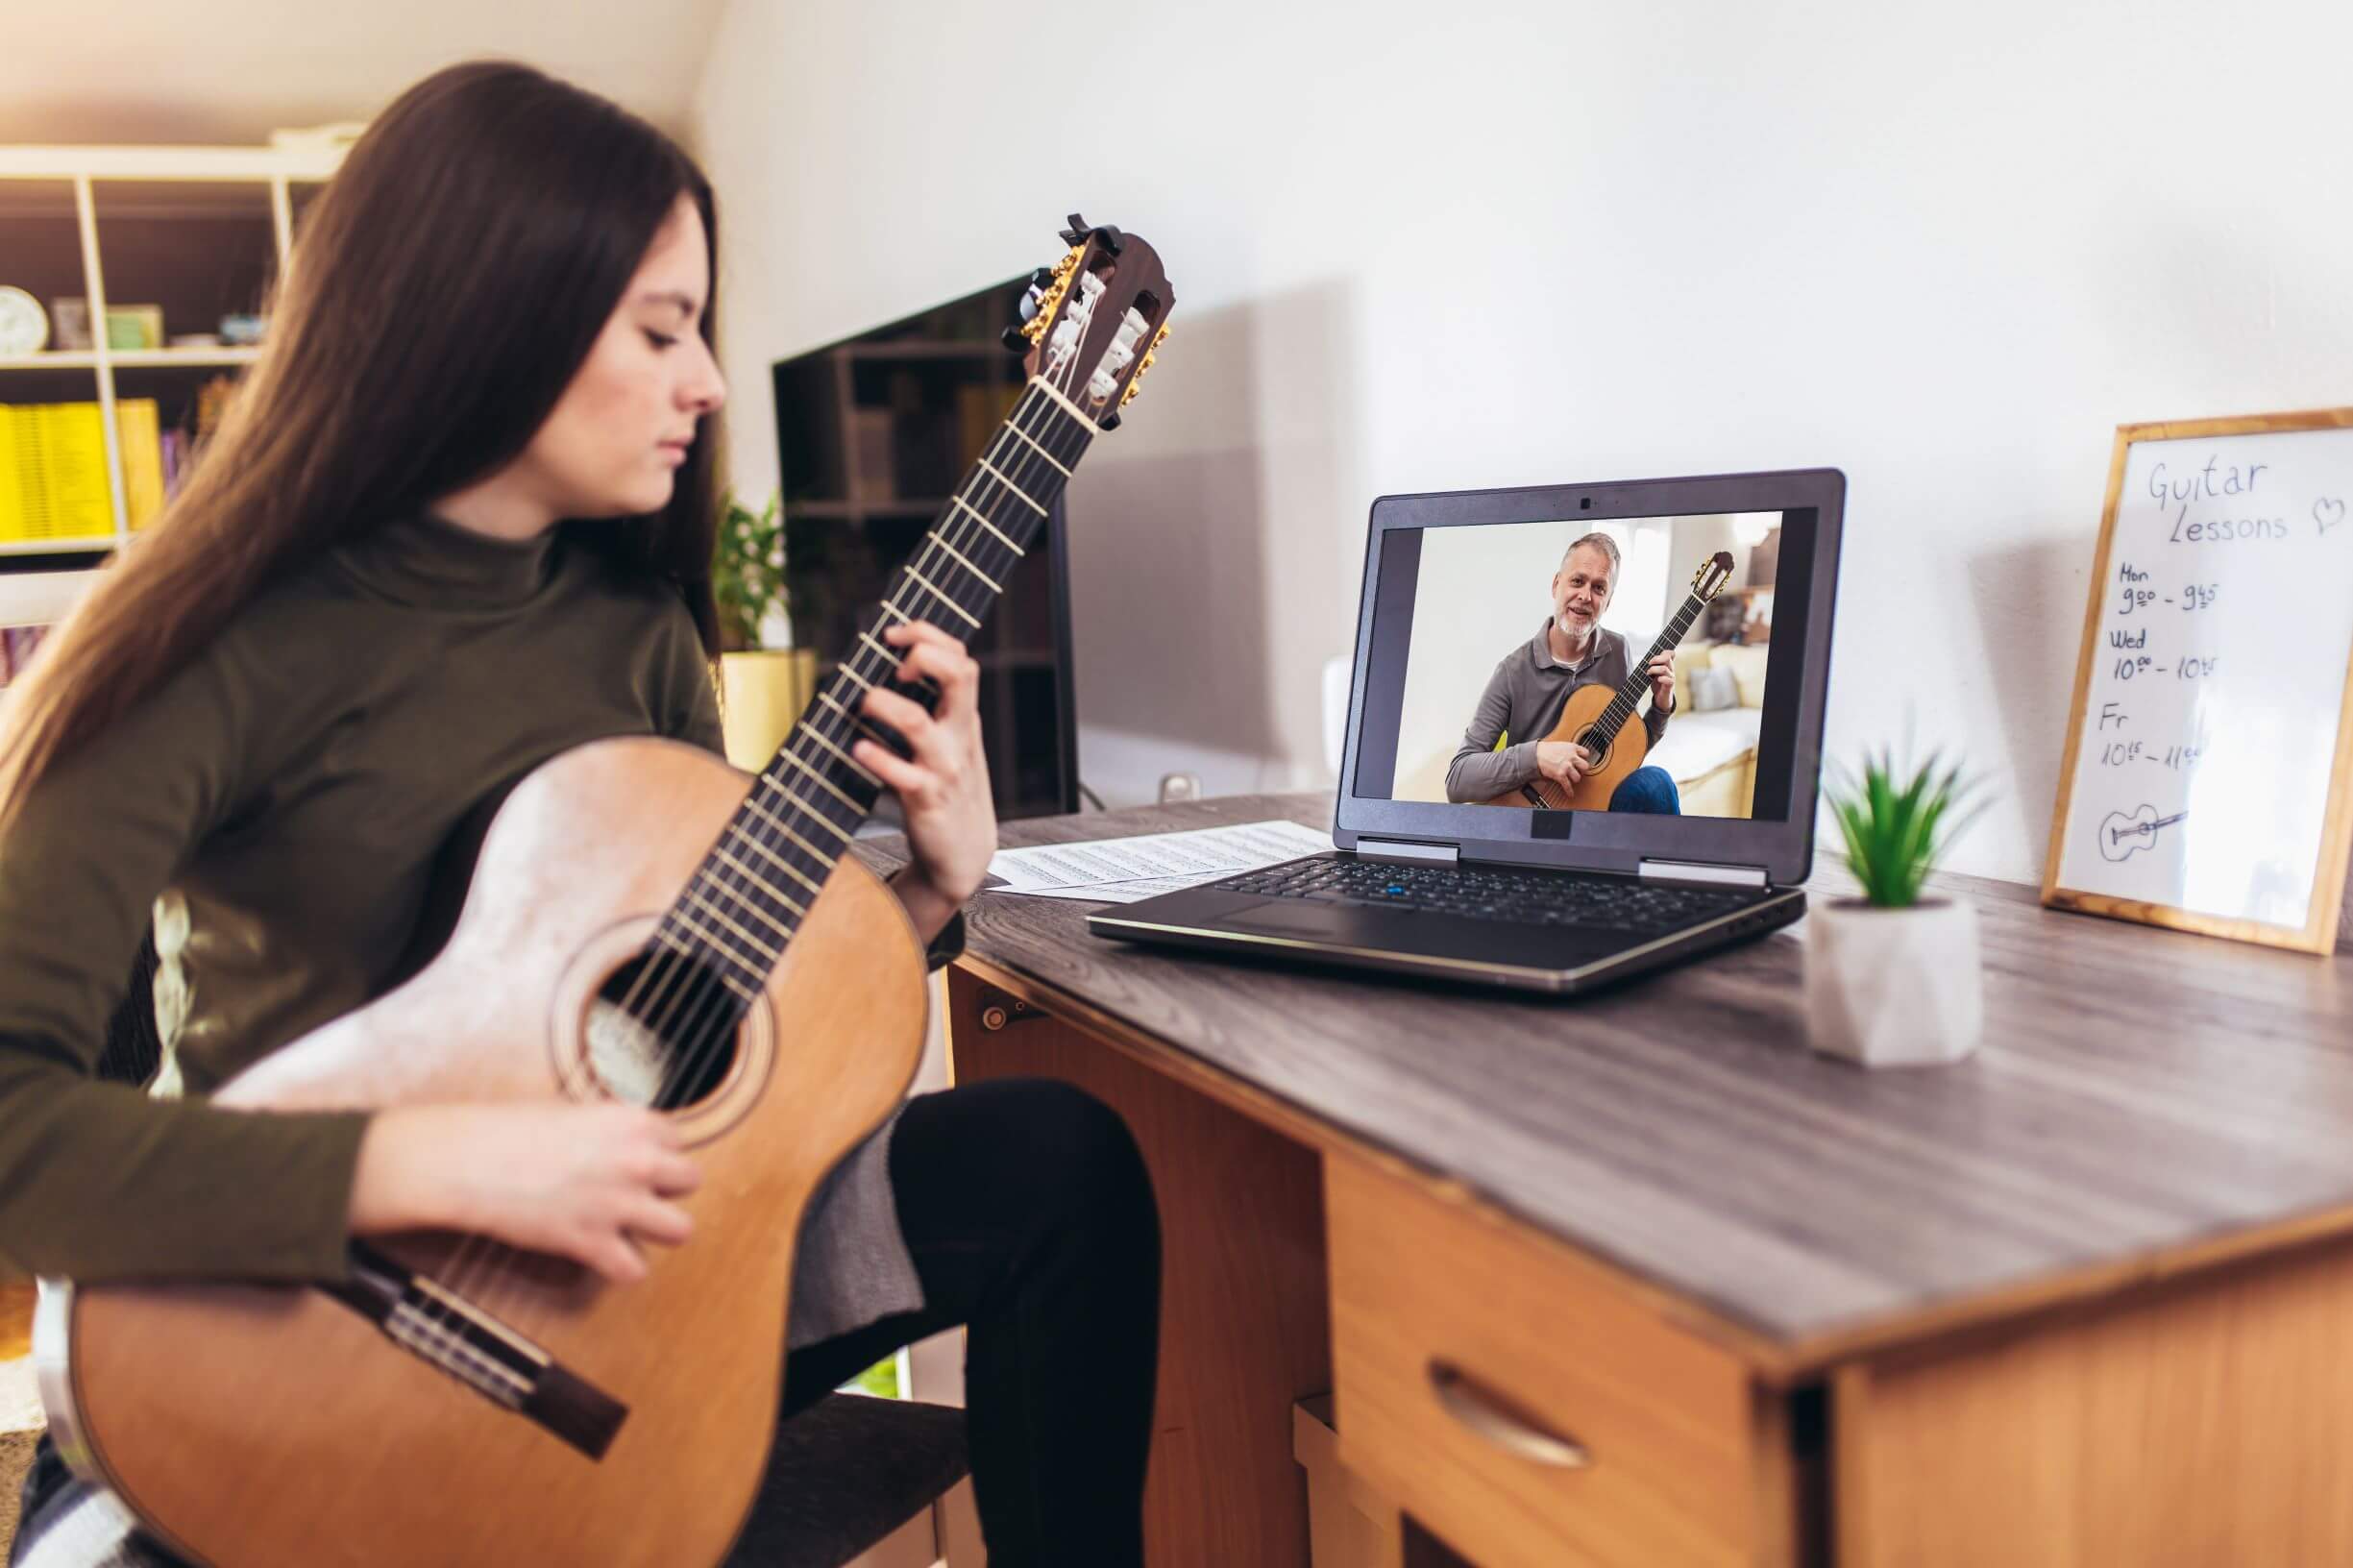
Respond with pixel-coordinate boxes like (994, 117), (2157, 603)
(117, 399), (164, 531)
(5, 404), (57, 542)
(31, 403), (110, 542)
(0, 405), (28, 542)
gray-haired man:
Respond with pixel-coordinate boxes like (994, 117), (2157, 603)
(1443, 532), (1682, 813)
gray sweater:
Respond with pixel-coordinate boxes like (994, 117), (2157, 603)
(0, 509), (945, 1351)
(1445, 621), (1673, 802)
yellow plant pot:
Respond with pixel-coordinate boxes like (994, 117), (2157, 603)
(718, 649), (819, 772)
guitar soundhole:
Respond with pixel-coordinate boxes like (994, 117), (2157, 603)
(583, 954), (742, 1111)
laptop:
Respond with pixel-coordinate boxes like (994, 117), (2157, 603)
(1088, 468), (1845, 993)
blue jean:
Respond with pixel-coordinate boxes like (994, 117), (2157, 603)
(1609, 766), (1682, 815)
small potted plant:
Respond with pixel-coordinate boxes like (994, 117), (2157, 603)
(1806, 747), (1989, 1067)
(711, 489), (816, 770)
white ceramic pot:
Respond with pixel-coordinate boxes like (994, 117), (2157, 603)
(1804, 896), (1982, 1067)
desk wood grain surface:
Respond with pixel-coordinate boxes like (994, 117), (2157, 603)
(856, 793), (2353, 1372)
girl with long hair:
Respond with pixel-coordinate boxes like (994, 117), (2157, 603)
(1, 61), (1159, 1568)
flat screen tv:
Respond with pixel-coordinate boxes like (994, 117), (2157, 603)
(772, 277), (1078, 820)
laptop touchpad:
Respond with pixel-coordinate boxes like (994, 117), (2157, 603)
(1224, 899), (1367, 939)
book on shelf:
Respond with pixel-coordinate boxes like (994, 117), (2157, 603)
(0, 399), (171, 542)
(0, 403), (109, 542)
(118, 399), (164, 530)
(160, 429), (186, 502)
(1, 625), (51, 687)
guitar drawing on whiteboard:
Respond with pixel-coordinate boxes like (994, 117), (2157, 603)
(2100, 804), (2188, 861)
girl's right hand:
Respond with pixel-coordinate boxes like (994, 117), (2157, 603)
(350, 1101), (700, 1284)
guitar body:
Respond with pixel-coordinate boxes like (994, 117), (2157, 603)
(38, 735), (930, 1567)
(1480, 682), (1649, 811)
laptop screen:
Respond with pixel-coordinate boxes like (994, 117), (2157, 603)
(1336, 473), (1842, 882)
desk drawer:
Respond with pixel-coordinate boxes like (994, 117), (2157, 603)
(1327, 1153), (1760, 1568)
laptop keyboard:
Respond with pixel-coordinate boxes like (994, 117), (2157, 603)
(1213, 855), (1759, 934)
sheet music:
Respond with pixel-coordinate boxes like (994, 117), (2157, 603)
(983, 819), (1332, 903)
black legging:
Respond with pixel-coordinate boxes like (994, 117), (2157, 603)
(749, 1077), (1163, 1565)
(12, 1078), (1163, 1568)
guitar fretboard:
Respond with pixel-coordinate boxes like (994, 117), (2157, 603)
(1585, 590), (1708, 752)
(646, 380), (1093, 1013)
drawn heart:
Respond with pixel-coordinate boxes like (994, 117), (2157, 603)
(2318, 497), (2346, 534)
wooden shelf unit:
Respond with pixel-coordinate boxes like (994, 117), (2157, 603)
(0, 143), (347, 566)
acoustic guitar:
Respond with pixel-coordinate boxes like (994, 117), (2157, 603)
(33, 216), (1174, 1567)
(1483, 551), (1737, 811)
(2098, 804), (2188, 861)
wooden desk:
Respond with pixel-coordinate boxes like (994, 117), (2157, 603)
(858, 793), (2353, 1567)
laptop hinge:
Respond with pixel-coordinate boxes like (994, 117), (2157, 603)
(1357, 837), (1459, 867)
(1640, 858), (1769, 888)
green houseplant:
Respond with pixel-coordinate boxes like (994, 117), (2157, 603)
(712, 488), (787, 652)
(1807, 747), (1989, 1066)
(710, 490), (816, 770)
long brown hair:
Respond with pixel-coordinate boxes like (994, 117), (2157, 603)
(0, 61), (725, 838)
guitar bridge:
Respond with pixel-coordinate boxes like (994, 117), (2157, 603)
(329, 1240), (627, 1459)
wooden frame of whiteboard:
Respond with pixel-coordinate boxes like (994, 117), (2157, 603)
(2042, 406), (2353, 954)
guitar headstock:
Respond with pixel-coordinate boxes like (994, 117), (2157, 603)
(1692, 551), (1737, 600)
(1002, 214), (1175, 430)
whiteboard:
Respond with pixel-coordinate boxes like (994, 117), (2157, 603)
(2045, 411), (2353, 952)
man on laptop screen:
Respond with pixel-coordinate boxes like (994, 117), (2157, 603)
(1443, 530), (1683, 813)
(1399, 511), (1784, 822)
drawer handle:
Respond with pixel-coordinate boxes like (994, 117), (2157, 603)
(1428, 1360), (1592, 1469)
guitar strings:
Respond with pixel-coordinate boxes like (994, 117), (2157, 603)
(431, 383), (1084, 1322)
(615, 384), (1075, 1124)
(438, 386), (1071, 1319)
(1529, 585), (1709, 811)
(446, 385), (1076, 1316)
(598, 392), (1071, 1145)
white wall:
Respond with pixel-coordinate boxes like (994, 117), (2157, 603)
(689, 0), (2353, 884)
(0, 1), (724, 143)
(1392, 520), (1586, 804)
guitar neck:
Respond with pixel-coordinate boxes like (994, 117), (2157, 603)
(650, 380), (1094, 1002)
(1586, 591), (1706, 750)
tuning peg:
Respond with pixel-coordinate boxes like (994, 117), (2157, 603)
(1000, 325), (1031, 354)
(1060, 213), (1091, 245)
(1152, 323), (1171, 349)
(1099, 410), (1121, 431)
(1092, 225), (1125, 257)
(1028, 266), (1055, 291)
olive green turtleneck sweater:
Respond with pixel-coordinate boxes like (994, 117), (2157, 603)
(0, 511), (940, 1346)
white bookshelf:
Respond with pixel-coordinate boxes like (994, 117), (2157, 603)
(0, 566), (90, 624)
(0, 143), (348, 565)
